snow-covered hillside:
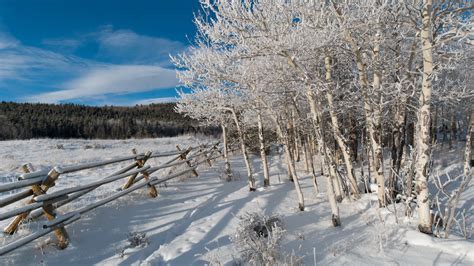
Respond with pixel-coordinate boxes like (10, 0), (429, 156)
(0, 137), (472, 265)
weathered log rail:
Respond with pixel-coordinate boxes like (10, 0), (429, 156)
(0, 141), (223, 256)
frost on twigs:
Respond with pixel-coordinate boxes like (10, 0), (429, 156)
(231, 212), (301, 265)
(117, 232), (149, 258)
(430, 169), (472, 239)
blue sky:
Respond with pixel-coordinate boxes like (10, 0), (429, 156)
(0, 0), (199, 105)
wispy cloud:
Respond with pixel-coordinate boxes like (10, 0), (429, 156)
(25, 65), (178, 103)
(1, 27), (183, 105)
(0, 32), (97, 82)
(96, 25), (186, 65)
(41, 37), (83, 52)
(0, 32), (19, 49)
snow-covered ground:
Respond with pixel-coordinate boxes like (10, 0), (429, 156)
(0, 137), (472, 265)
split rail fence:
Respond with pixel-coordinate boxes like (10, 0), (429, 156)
(0, 141), (224, 256)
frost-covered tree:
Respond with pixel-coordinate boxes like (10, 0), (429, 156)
(173, 0), (472, 231)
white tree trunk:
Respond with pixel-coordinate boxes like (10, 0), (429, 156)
(370, 32), (386, 207)
(256, 100), (305, 210)
(306, 87), (341, 225)
(230, 108), (256, 191)
(283, 52), (339, 221)
(415, 0), (434, 234)
(257, 112), (270, 187)
(291, 109), (301, 162)
(329, 157), (344, 202)
(303, 139), (310, 173)
(319, 141), (342, 226)
(445, 116), (472, 238)
(306, 136), (320, 193)
(221, 123), (233, 181)
(283, 140), (305, 211)
(332, 5), (385, 206)
(390, 97), (406, 197)
(325, 56), (360, 197)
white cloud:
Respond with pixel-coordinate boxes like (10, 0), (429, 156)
(41, 38), (83, 51)
(0, 32), (19, 49)
(0, 33), (97, 81)
(1, 28), (183, 104)
(96, 26), (186, 64)
(133, 97), (178, 105)
(25, 65), (178, 103)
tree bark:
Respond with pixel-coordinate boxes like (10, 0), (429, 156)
(221, 123), (233, 181)
(303, 138), (310, 173)
(370, 30), (386, 207)
(431, 106), (438, 144)
(415, 0), (434, 234)
(306, 135), (320, 193)
(390, 96), (407, 198)
(291, 109), (301, 162)
(449, 112), (457, 149)
(283, 138), (305, 211)
(319, 141), (342, 226)
(257, 112), (270, 187)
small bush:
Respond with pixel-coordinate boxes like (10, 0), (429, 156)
(216, 164), (240, 182)
(127, 232), (149, 248)
(231, 212), (287, 265)
(117, 231), (150, 257)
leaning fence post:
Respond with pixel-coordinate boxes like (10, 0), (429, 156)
(3, 164), (63, 237)
(3, 164), (42, 234)
(42, 203), (70, 249)
(199, 145), (213, 167)
(140, 151), (158, 198)
(122, 149), (148, 190)
(176, 145), (199, 177)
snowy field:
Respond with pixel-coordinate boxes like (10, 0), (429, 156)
(0, 136), (473, 265)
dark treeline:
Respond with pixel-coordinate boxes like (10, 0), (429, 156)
(0, 102), (218, 140)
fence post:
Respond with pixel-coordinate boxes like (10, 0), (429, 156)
(3, 164), (64, 241)
(122, 149), (149, 190)
(215, 143), (223, 157)
(141, 151), (158, 198)
(176, 145), (199, 177)
(42, 204), (70, 249)
(3, 164), (42, 234)
(199, 145), (213, 167)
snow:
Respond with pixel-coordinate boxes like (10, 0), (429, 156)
(0, 137), (472, 265)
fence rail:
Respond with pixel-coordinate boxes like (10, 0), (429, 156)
(0, 141), (223, 256)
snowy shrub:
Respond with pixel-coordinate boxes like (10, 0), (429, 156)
(116, 232), (149, 259)
(216, 164), (240, 182)
(127, 232), (149, 248)
(231, 212), (296, 266)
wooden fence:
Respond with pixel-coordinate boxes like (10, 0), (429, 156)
(0, 141), (223, 256)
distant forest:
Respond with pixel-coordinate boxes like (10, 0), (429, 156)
(0, 102), (217, 140)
